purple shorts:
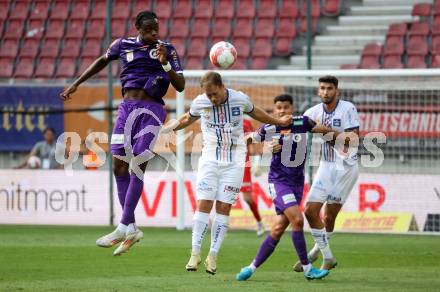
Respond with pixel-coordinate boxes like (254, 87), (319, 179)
(268, 182), (304, 215)
(110, 99), (166, 156)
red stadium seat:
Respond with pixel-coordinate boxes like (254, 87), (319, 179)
(407, 39), (429, 56)
(50, 1), (69, 20)
(435, 1), (440, 15)
(300, 0), (321, 17)
(194, 0), (213, 19)
(406, 55), (427, 68)
(360, 56), (381, 69)
(70, 1), (91, 20)
(340, 64), (359, 69)
(411, 3), (432, 17)
(408, 34), (427, 46)
(237, 0), (256, 19)
(45, 20), (65, 39)
(279, 0), (299, 19)
(30, 1), (50, 20)
(250, 57), (269, 69)
(4, 20), (25, 39)
(174, 0), (193, 19)
(274, 37), (293, 56)
(55, 57), (76, 78)
(258, 0), (277, 19)
(186, 57), (204, 69)
(0, 39), (19, 57)
(65, 20), (86, 39)
(276, 19), (297, 39)
(156, 0), (173, 21)
(132, 1), (152, 17)
(159, 21), (169, 40)
(322, 0), (341, 16)
(60, 38), (81, 58)
(34, 57), (55, 78)
(212, 19), (232, 39)
(112, 1), (130, 20)
(40, 39), (60, 57)
(90, 1), (106, 19)
(96, 63), (118, 78)
(191, 19), (210, 38)
(215, 0), (235, 20)
(20, 39), (39, 58)
(234, 19), (253, 38)
(387, 23), (407, 37)
(187, 38), (207, 58)
(255, 19), (275, 38)
(383, 55), (403, 68)
(252, 38), (273, 57)
(432, 16), (440, 36)
(432, 36), (440, 55)
(25, 20), (45, 39)
(86, 19), (106, 39)
(408, 22), (430, 36)
(299, 17), (318, 35)
(14, 57), (34, 78)
(431, 54), (440, 67)
(0, 2), (9, 21)
(232, 38), (251, 58)
(78, 57), (94, 73)
(169, 19), (189, 38)
(231, 57), (247, 69)
(9, 1), (29, 20)
(111, 19), (127, 38)
(82, 39), (102, 57)
(0, 58), (14, 78)
(362, 43), (382, 57)
(169, 37), (186, 57)
(383, 40), (404, 56)
(126, 24), (138, 38)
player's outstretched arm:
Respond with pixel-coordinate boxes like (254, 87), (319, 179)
(60, 56), (110, 101)
(248, 105), (292, 126)
(156, 44), (185, 92)
(162, 112), (199, 133)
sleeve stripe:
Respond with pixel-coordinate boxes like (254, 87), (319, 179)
(189, 111), (198, 117)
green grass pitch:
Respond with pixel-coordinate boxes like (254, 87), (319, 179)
(0, 225), (439, 291)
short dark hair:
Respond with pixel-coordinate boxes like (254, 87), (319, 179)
(274, 94), (293, 104)
(318, 75), (338, 88)
(43, 127), (55, 135)
(135, 11), (158, 29)
(200, 71), (223, 88)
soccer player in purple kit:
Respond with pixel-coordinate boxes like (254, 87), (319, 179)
(60, 11), (185, 256)
(236, 94), (334, 281)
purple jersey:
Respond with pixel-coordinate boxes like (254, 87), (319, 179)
(105, 37), (183, 104)
(256, 116), (315, 186)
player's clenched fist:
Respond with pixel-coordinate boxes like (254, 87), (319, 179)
(156, 43), (168, 65)
(60, 84), (78, 101)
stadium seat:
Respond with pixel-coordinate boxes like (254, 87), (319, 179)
(174, 0), (193, 19)
(45, 20), (65, 39)
(234, 19), (253, 38)
(60, 38), (81, 58)
(411, 3), (432, 17)
(20, 39), (39, 58)
(132, 0), (152, 17)
(186, 57), (204, 69)
(50, 1), (69, 20)
(0, 58), (14, 78)
(406, 55), (427, 68)
(86, 19), (106, 39)
(96, 63), (118, 78)
(25, 20), (45, 39)
(169, 37), (186, 57)
(431, 54), (440, 67)
(279, 0), (299, 19)
(194, 0), (213, 19)
(322, 0), (341, 16)
(0, 2), (9, 21)
(215, 0), (235, 20)
(30, 1), (50, 20)
(276, 19), (297, 39)
(4, 20), (25, 39)
(39, 39), (60, 58)
(9, 1), (29, 20)
(212, 19), (232, 39)
(383, 55), (403, 68)
(432, 16), (440, 36)
(232, 38), (251, 58)
(55, 57), (76, 78)
(82, 39), (102, 57)
(340, 64), (358, 69)
(434, 1), (440, 15)
(34, 57), (55, 78)
(70, 1), (91, 20)
(407, 39), (429, 56)
(65, 20), (86, 39)
(274, 37), (293, 56)
(0, 39), (19, 57)
(90, 1), (106, 19)
(78, 57), (95, 73)
(155, 0), (173, 21)
(236, 0), (256, 19)
(432, 36), (440, 55)
(408, 22), (430, 36)
(387, 23), (407, 37)
(14, 57), (34, 78)
(252, 38), (273, 58)
(258, 0), (277, 19)
(250, 57), (269, 69)
(255, 19), (275, 38)
(111, 19), (127, 38)
(362, 43), (382, 57)
(191, 19), (210, 38)
(299, 17), (318, 35)
(231, 57), (247, 69)
(169, 19), (189, 38)
(384, 37), (404, 56)
(187, 38), (207, 58)
(300, 0), (321, 17)
(112, 0), (130, 20)
(360, 56), (381, 69)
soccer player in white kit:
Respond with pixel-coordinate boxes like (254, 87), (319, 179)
(166, 72), (292, 275)
(294, 75), (360, 272)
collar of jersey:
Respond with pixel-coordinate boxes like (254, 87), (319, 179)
(322, 99), (340, 114)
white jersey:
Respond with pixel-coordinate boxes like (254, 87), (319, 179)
(304, 99), (360, 165)
(189, 88), (254, 163)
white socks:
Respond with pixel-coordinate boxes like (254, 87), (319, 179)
(310, 228), (334, 259)
(191, 211), (209, 254)
(210, 214), (230, 255)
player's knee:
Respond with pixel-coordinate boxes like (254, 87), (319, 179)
(270, 224), (284, 240)
(291, 216), (304, 230)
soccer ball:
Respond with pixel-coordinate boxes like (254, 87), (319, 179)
(209, 41), (237, 69)
(27, 156), (41, 169)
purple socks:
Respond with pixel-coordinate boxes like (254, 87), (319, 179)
(252, 235), (279, 268)
(291, 230), (309, 265)
(120, 174), (144, 225)
(115, 174), (130, 208)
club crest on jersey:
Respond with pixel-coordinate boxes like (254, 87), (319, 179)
(333, 119), (341, 127)
(293, 134), (302, 142)
(231, 107), (241, 116)
(126, 51), (134, 62)
(149, 48), (158, 59)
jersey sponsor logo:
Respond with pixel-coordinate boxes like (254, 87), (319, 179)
(231, 107), (241, 116)
(206, 121), (239, 128)
(293, 120), (304, 126)
(327, 194), (342, 202)
(110, 134), (124, 145)
(126, 51), (134, 62)
(197, 181), (214, 192)
(149, 48), (158, 59)
(282, 194), (297, 204)
(224, 185), (240, 194)
(333, 119), (341, 127)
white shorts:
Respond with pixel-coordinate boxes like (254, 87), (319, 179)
(307, 161), (359, 205)
(196, 159), (245, 205)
